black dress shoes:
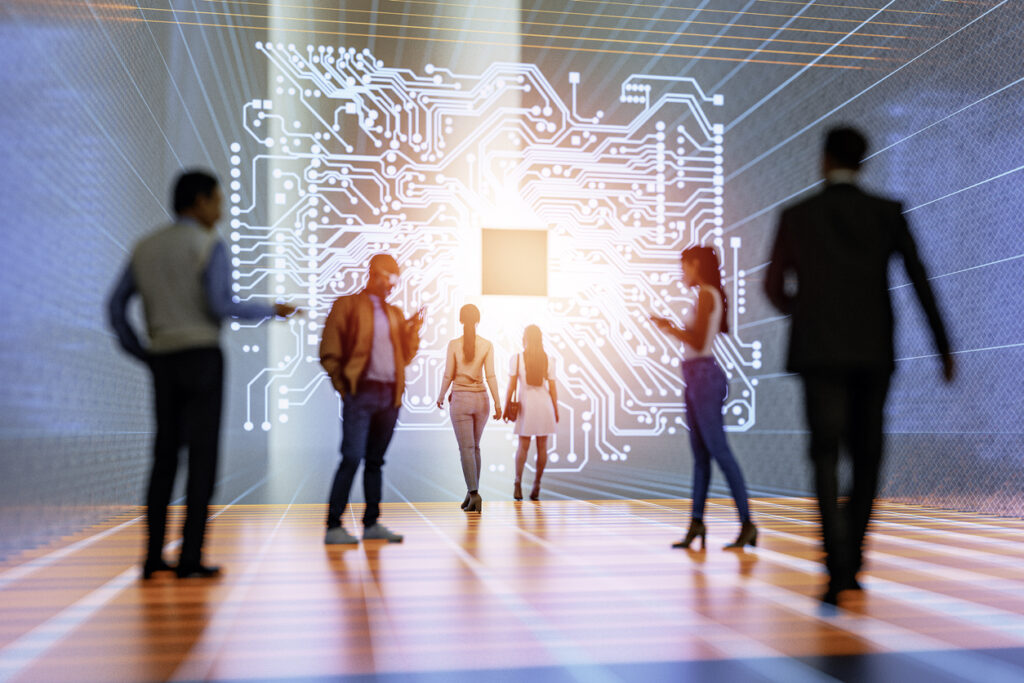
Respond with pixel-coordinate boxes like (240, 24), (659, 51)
(821, 587), (841, 606)
(142, 559), (177, 580)
(821, 575), (862, 605)
(176, 564), (222, 579)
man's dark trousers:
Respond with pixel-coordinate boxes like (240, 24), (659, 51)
(327, 380), (400, 530)
(147, 348), (223, 568)
(802, 369), (891, 587)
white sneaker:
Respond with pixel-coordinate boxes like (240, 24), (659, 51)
(362, 523), (403, 543)
(324, 527), (359, 545)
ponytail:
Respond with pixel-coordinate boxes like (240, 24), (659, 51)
(523, 325), (548, 386)
(459, 304), (481, 362)
(463, 324), (476, 362)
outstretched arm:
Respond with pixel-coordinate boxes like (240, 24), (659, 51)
(204, 241), (285, 320)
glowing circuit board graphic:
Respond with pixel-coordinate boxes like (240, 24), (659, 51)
(226, 43), (763, 472)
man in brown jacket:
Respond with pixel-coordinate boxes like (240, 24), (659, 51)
(320, 253), (424, 544)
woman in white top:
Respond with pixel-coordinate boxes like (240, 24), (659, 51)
(437, 305), (502, 513)
(650, 246), (756, 550)
(502, 324), (558, 501)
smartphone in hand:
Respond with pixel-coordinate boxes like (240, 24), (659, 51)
(649, 314), (673, 333)
(409, 306), (427, 330)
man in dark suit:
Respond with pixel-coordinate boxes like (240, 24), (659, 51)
(765, 127), (955, 605)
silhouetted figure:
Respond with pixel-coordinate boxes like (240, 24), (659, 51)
(765, 127), (954, 605)
(319, 253), (424, 545)
(503, 325), (558, 501)
(436, 304), (502, 513)
(108, 170), (296, 579)
(651, 247), (757, 550)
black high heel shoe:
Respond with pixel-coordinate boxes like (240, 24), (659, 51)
(466, 492), (483, 513)
(724, 521), (758, 549)
(460, 492), (471, 510)
(672, 519), (706, 549)
(513, 482), (523, 501)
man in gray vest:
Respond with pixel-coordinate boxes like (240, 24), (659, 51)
(108, 170), (296, 579)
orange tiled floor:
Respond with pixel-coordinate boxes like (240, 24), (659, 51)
(2, 498), (1024, 681)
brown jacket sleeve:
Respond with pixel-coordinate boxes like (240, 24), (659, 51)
(320, 296), (350, 396)
(401, 310), (422, 365)
(385, 303), (421, 367)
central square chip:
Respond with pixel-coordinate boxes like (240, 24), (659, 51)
(481, 228), (548, 297)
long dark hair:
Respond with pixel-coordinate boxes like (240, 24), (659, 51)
(681, 246), (729, 334)
(523, 324), (548, 387)
(459, 304), (480, 362)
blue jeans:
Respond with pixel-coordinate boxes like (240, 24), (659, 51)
(327, 381), (400, 529)
(683, 357), (751, 523)
(450, 391), (490, 491)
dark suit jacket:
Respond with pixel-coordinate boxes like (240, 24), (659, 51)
(765, 183), (950, 373)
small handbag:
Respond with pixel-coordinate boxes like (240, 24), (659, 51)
(505, 355), (521, 421)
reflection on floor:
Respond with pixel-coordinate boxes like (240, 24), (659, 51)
(2, 498), (1024, 682)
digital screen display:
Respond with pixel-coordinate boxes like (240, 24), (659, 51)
(1, 0), (1021, 555)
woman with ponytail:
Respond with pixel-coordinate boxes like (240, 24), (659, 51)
(503, 324), (558, 501)
(650, 246), (757, 550)
(437, 304), (502, 512)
